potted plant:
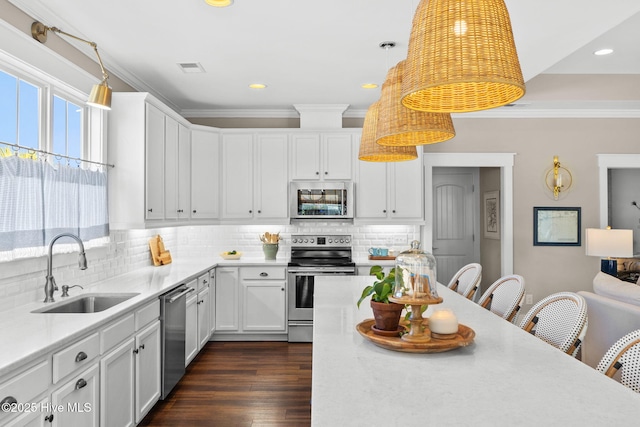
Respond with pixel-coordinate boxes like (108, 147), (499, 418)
(357, 265), (405, 333)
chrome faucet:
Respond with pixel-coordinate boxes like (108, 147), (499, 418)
(44, 233), (88, 303)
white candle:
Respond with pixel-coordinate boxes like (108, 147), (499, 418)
(429, 308), (458, 334)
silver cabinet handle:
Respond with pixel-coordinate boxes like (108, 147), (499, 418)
(260, 272), (268, 277)
(75, 351), (87, 362)
(1, 396), (17, 410)
(75, 378), (87, 390)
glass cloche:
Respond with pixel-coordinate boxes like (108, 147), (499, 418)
(393, 240), (438, 301)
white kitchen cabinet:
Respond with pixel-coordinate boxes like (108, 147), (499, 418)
(51, 363), (100, 427)
(108, 92), (194, 228)
(4, 396), (50, 426)
(220, 132), (288, 221)
(197, 285), (211, 349)
(241, 268), (286, 332)
(101, 301), (160, 426)
(185, 281), (198, 366)
(356, 150), (423, 222)
(191, 127), (220, 219)
(165, 120), (191, 220)
(134, 320), (161, 423)
(100, 338), (135, 427)
(215, 267), (239, 332)
(209, 269), (216, 337)
(0, 359), (51, 426)
(290, 132), (354, 181)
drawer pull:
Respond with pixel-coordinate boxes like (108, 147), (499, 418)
(75, 351), (88, 363)
(1, 396), (17, 410)
(133, 348), (139, 354)
(75, 378), (87, 390)
(260, 272), (268, 277)
(45, 414), (54, 423)
(140, 344), (145, 351)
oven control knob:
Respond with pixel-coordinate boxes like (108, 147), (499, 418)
(328, 239), (333, 243)
(303, 239), (308, 243)
(310, 239), (314, 243)
(292, 238), (297, 243)
(340, 239), (344, 243)
(345, 238), (350, 243)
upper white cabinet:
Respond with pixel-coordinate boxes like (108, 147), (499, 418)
(356, 150), (424, 222)
(290, 133), (354, 181)
(191, 127), (220, 220)
(220, 132), (288, 221)
(108, 93), (193, 229)
(165, 119), (191, 220)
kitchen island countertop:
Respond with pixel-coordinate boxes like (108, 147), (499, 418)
(312, 275), (640, 426)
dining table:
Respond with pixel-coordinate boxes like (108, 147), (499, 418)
(311, 275), (640, 426)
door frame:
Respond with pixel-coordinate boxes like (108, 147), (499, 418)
(423, 153), (515, 277)
(597, 154), (640, 227)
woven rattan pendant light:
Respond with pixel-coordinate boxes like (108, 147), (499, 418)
(402, 0), (525, 113)
(377, 60), (455, 146)
(359, 101), (418, 162)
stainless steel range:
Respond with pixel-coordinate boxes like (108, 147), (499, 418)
(287, 234), (356, 342)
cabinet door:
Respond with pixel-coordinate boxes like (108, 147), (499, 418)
(185, 291), (198, 366)
(197, 286), (211, 349)
(164, 116), (179, 219)
(242, 281), (286, 332)
(177, 123), (191, 219)
(135, 320), (161, 423)
(290, 134), (321, 180)
(51, 363), (99, 427)
(215, 267), (239, 331)
(323, 134), (353, 180)
(355, 160), (388, 219)
(145, 103), (165, 220)
(390, 153), (423, 220)
(191, 129), (220, 219)
(221, 134), (253, 218)
(254, 134), (288, 219)
(100, 338), (135, 427)
(209, 269), (216, 335)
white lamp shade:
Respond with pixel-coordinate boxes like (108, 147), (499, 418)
(585, 228), (633, 258)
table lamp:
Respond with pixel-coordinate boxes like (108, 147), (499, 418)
(585, 227), (633, 276)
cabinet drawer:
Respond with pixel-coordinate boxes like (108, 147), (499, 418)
(0, 359), (50, 419)
(197, 273), (210, 292)
(136, 299), (160, 330)
(241, 266), (286, 280)
(53, 332), (100, 383)
(101, 313), (135, 353)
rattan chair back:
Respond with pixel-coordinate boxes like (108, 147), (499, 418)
(447, 263), (482, 300)
(478, 274), (525, 323)
(596, 329), (640, 393)
(519, 292), (588, 357)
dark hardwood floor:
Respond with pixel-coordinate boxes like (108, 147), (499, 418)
(139, 342), (313, 427)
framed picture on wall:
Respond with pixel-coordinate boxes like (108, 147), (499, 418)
(483, 191), (500, 240)
(533, 207), (581, 246)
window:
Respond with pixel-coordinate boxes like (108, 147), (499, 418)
(52, 94), (83, 159)
(0, 70), (40, 150)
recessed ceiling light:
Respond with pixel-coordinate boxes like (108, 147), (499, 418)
(205, 0), (234, 7)
(361, 83), (378, 89)
(249, 83), (266, 89)
(177, 62), (206, 73)
(594, 48), (614, 56)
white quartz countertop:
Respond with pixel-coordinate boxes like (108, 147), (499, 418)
(312, 276), (640, 426)
(0, 256), (287, 378)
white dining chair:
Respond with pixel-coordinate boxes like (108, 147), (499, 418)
(596, 329), (640, 393)
(477, 274), (525, 323)
(447, 263), (482, 301)
(519, 292), (588, 357)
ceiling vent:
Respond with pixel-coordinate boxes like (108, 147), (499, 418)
(177, 62), (206, 73)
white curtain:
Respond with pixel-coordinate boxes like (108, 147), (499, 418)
(0, 156), (109, 261)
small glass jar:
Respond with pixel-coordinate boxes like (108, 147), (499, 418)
(393, 240), (438, 300)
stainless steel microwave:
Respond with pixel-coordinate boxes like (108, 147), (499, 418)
(289, 181), (354, 220)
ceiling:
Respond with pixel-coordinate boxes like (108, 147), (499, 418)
(9, 0), (640, 118)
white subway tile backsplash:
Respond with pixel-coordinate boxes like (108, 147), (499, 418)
(0, 223), (420, 311)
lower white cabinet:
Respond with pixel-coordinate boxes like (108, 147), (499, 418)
(214, 266), (287, 338)
(185, 290), (198, 366)
(101, 302), (161, 426)
(4, 396), (50, 427)
(209, 269), (216, 336)
(197, 285), (211, 348)
(51, 363), (100, 427)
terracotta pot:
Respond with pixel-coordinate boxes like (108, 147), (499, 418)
(370, 300), (404, 332)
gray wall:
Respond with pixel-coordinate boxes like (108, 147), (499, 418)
(610, 168), (640, 255)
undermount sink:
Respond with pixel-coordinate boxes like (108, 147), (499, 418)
(32, 293), (140, 314)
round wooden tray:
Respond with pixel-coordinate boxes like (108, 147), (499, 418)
(356, 318), (475, 353)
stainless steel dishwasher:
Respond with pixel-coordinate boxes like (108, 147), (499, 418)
(159, 284), (192, 399)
